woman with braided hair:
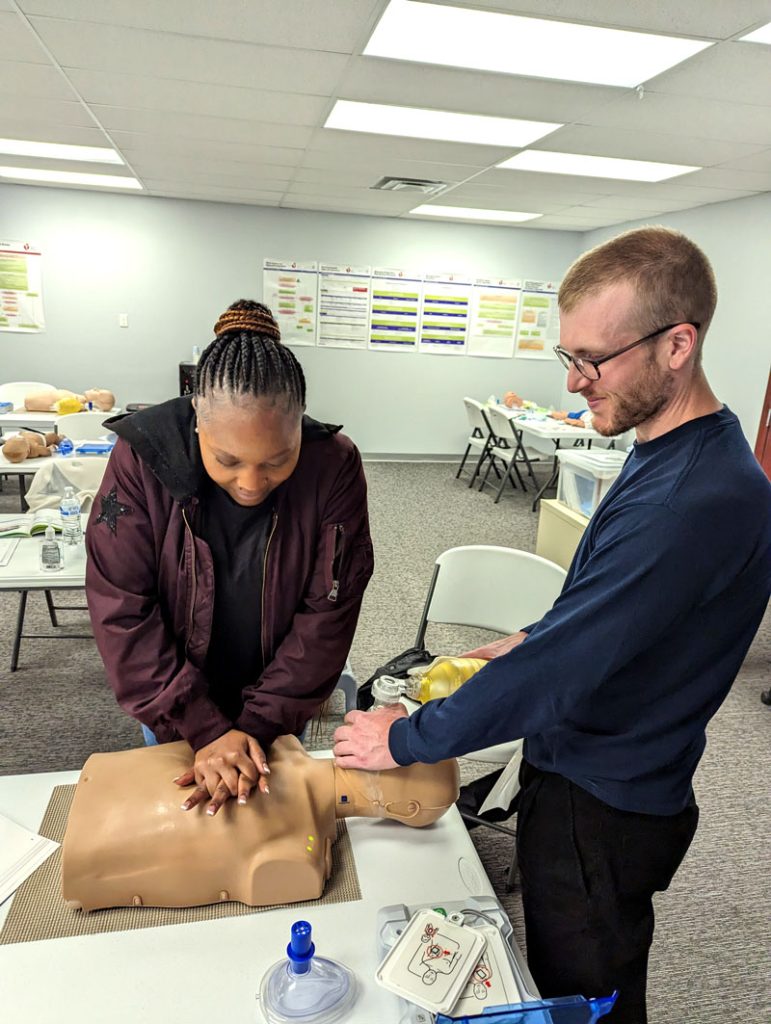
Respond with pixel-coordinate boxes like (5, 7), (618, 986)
(86, 299), (373, 815)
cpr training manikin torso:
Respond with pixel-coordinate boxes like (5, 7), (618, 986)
(61, 736), (459, 911)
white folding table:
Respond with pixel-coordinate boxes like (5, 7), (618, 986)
(0, 514), (89, 670)
(0, 764), (514, 1024)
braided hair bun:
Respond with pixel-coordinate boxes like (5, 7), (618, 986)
(213, 299), (281, 341)
(196, 298), (306, 409)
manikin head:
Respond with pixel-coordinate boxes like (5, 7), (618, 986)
(193, 300), (306, 507)
(556, 227), (717, 440)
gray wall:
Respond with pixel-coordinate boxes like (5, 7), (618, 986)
(3, 183), (767, 453)
(575, 192), (771, 447)
(0, 183), (579, 455)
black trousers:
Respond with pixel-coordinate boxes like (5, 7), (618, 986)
(516, 760), (699, 1024)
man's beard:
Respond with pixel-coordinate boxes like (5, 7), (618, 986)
(592, 356), (674, 436)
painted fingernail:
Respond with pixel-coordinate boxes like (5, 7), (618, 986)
(181, 803), (190, 811)
(172, 776), (181, 783)
(263, 785), (270, 795)
(238, 797), (247, 806)
(206, 806), (215, 816)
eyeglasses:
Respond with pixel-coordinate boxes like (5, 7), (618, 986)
(553, 322), (700, 381)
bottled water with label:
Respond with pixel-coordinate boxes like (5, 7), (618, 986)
(60, 486), (83, 546)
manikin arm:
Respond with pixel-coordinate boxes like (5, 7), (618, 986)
(61, 736), (459, 912)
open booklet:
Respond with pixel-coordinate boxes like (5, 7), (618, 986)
(0, 509), (63, 538)
(0, 812), (59, 907)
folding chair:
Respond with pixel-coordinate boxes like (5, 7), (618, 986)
(414, 544), (567, 886)
(478, 404), (529, 500)
(455, 398), (499, 488)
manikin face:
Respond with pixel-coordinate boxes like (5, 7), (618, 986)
(559, 281), (675, 438)
(195, 394), (302, 507)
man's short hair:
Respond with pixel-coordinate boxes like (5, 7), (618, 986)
(559, 226), (717, 356)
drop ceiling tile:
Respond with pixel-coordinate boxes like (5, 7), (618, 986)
(338, 55), (622, 123)
(677, 166), (771, 190)
(583, 90), (771, 145)
(142, 174), (290, 193)
(462, 0), (771, 38)
(646, 40), (771, 106)
(0, 96), (94, 129)
(110, 132), (306, 168)
(715, 147), (771, 172)
(309, 131), (509, 168)
(21, 0), (381, 53)
(442, 178), (610, 204)
(28, 17), (350, 93)
(297, 154), (476, 184)
(93, 107), (313, 149)
(142, 180), (285, 201)
(0, 119), (109, 147)
(0, 60), (74, 99)
(127, 156), (296, 185)
(145, 187), (281, 206)
(66, 69), (329, 126)
(428, 191), (563, 214)
(282, 191), (418, 213)
(0, 11), (48, 62)
(533, 124), (768, 166)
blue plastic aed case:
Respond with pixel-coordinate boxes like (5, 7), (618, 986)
(435, 992), (617, 1024)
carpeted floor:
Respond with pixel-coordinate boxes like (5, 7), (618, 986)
(0, 461), (768, 1022)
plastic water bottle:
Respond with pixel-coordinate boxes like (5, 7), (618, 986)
(60, 486), (82, 546)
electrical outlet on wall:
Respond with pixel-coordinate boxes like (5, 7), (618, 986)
(118, 313), (128, 327)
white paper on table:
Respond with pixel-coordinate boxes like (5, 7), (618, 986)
(0, 536), (20, 566)
(0, 812), (59, 906)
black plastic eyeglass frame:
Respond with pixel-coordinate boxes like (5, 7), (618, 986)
(553, 321), (701, 381)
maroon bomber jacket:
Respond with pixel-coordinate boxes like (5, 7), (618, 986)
(85, 397), (374, 751)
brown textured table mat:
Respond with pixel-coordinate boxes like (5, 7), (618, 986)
(0, 784), (361, 945)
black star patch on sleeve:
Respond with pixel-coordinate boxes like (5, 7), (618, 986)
(94, 485), (134, 535)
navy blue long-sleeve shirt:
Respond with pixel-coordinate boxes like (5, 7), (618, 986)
(389, 407), (771, 815)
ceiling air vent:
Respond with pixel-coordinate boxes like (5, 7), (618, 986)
(371, 176), (447, 195)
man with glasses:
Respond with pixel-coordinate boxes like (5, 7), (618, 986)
(335, 226), (771, 1023)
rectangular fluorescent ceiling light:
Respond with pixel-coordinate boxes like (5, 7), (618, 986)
(498, 151), (699, 182)
(0, 138), (123, 164)
(411, 205), (541, 223)
(0, 167), (141, 189)
(739, 23), (771, 44)
(325, 100), (561, 147)
(366, 0), (712, 88)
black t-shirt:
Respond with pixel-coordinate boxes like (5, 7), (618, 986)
(197, 477), (274, 721)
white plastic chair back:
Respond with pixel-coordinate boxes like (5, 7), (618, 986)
(0, 381), (56, 410)
(426, 546), (567, 635)
(486, 405), (518, 447)
(463, 397), (491, 439)
(56, 411), (110, 441)
(418, 545), (567, 764)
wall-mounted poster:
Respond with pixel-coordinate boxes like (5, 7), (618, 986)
(514, 280), (559, 360)
(368, 268), (422, 352)
(419, 272), (472, 356)
(262, 258), (318, 346)
(0, 240), (45, 332)
(317, 264), (371, 350)
(468, 278), (522, 359)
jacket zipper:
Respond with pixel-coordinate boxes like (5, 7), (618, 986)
(261, 511), (279, 665)
(182, 507), (197, 658)
(328, 523), (345, 602)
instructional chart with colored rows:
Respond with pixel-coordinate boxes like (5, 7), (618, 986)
(263, 259), (559, 359)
